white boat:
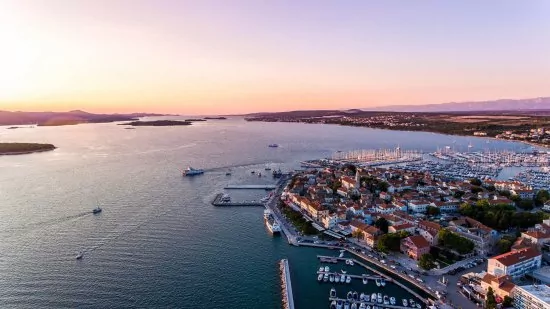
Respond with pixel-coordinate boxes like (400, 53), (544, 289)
(340, 274), (345, 282)
(377, 293), (382, 304)
(410, 299), (415, 307)
(383, 295), (389, 305)
(317, 273), (323, 282)
(390, 297), (396, 305)
(351, 303), (357, 309)
(362, 276), (368, 284)
(380, 279), (386, 287)
(360, 293), (365, 301)
(366, 305), (371, 309)
(345, 276), (351, 284)
(403, 299), (408, 307)
(371, 293), (376, 302)
(75, 251), (83, 260)
(330, 300), (337, 309)
(365, 294), (370, 302)
(330, 274), (335, 282)
(341, 269), (347, 274)
(337, 300), (343, 309)
(347, 291), (353, 301)
(319, 267), (324, 272)
(416, 304), (421, 309)
(375, 279), (381, 287)
(339, 251), (344, 258)
(359, 303), (366, 309)
(330, 288), (336, 298)
(335, 275), (340, 283)
(325, 266), (330, 272)
(353, 291), (358, 301)
(221, 194), (231, 202)
(345, 259), (350, 265)
(183, 166), (204, 176)
(324, 273), (329, 282)
(344, 301), (350, 309)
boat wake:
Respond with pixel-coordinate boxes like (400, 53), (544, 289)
(1, 211), (92, 237)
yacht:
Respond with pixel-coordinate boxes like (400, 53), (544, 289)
(347, 291), (353, 301)
(317, 273), (323, 282)
(329, 274), (334, 283)
(325, 266), (330, 272)
(340, 274), (346, 283)
(359, 303), (366, 309)
(344, 301), (350, 309)
(183, 167), (204, 176)
(375, 279), (381, 287)
(371, 293), (376, 302)
(76, 251), (83, 260)
(402, 299), (408, 307)
(337, 300), (343, 309)
(360, 293), (365, 301)
(390, 297), (396, 305)
(330, 288), (337, 298)
(345, 276), (351, 284)
(330, 300), (337, 309)
(352, 291), (358, 301)
(380, 279), (386, 287)
(362, 276), (368, 284)
(323, 273), (329, 282)
(364, 294), (370, 302)
(383, 295), (389, 305)
(351, 303), (358, 309)
(319, 266), (325, 272)
(92, 206), (102, 214)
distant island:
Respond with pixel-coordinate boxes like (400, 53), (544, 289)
(0, 143), (56, 155)
(120, 120), (192, 127)
(204, 116), (227, 120)
(185, 118), (207, 122)
(0, 110), (170, 126)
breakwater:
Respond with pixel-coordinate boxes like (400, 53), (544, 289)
(279, 259), (295, 309)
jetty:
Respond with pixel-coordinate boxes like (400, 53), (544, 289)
(224, 184), (277, 190)
(317, 255), (433, 304)
(280, 259), (295, 309)
(211, 193), (264, 207)
(328, 297), (415, 309)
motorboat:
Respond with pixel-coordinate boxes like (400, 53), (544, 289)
(330, 300), (337, 309)
(360, 293), (365, 301)
(364, 294), (370, 302)
(341, 269), (347, 274)
(337, 300), (343, 309)
(416, 304), (421, 309)
(359, 303), (366, 309)
(324, 273), (329, 282)
(325, 266), (330, 272)
(349, 260), (354, 266)
(339, 250), (345, 258)
(330, 288), (337, 298)
(76, 251), (83, 260)
(319, 266), (325, 272)
(330, 274), (335, 283)
(183, 167), (204, 176)
(409, 299), (416, 307)
(345, 260), (350, 265)
(335, 275), (340, 283)
(375, 279), (381, 287)
(340, 274), (345, 283)
(371, 293), (376, 302)
(251, 170), (255, 174)
(317, 273), (323, 282)
(377, 293), (382, 304)
(225, 172), (231, 176)
(403, 299), (408, 307)
(383, 295), (389, 305)
(390, 297), (396, 305)
(268, 144), (279, 148)
(92, 206), (102, 214)
(366, 305), (371, 309)
(352, 291), (358, 301)
(362, 276), (368, 284)
(351, 303), (357, 309)
(380, 279), (386, 287)
(344, 301), (350, 309)
(347, 291), (353, 301)
(345, 276), (351, 284)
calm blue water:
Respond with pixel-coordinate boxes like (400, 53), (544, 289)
(0, 118), (529, 308)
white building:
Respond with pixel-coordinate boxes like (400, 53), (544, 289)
(513, 284), (550, 309)
(487, 247), (542, 279)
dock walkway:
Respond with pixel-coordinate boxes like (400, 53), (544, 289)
(224, 184), (277, 190)
(328, 297), (413, 309)
(211, 193), (264, 207)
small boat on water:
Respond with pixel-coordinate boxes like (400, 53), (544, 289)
(352, 291), (358, 301)
(409, 299), (416, 307)
(403, 299), (408, 307)
(360, 293), (365, 301)
(366, 305), (371, 309)
(347, 291), (353, 301)
(75, 251), (83, 260)
(344, 301), (350, 309)
(92, 206), (102, 214)
(330, 300), (337, 309)
(340, 274), (345, 282)
(337, 300), (343, 309)
(339, 250), (345, 258)
(359, 303), (366, 309)
(416, 304), (421, 309)
(317, 273), (323, 282)
(383, 295), (389, 305)
(390, 297), (396, 305)
(335, 275), (340, 283)
(325, 266), (330, 272)
(330, 288), (336, 298)
(319, 266), (324, 272)
(324, 273), (329, 282)
(329, 274), (335, 282)
(345, 276), (351, 284)
(183, 167), (204, 176)
(370, 293), (376, 302)
(268, 144), (279, 148)
(351, 303), (357, 309)
(375, 279), (381, 287)
(380, 279), (386, 287)
(377, 293), (382, 304)
(364, 294), (370, 302)
(362, 276), (368, 284)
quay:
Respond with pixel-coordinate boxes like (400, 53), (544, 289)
(224, 184), (277, 190)
(211, 193), (264, 207)
(317, 255), (433, 304)
(280, 259), (295, 309)
(317, 271), (384, 281)
(328, 298), (415, 309)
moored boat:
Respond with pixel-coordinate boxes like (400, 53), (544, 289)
(183, 167), (204, 176)
(375, 279), (381, 287)
(330, 300), (337, 309)
(351, 303), (357, 309)
(352, 291), (358, 301)
(330, 288), (336, 298)
(340, 274), (345, 283)
(92, 206), (102, 214)
(403, 299), (408, 307)
(329, 274), (334, 282)
(317, 273), (323, 282)
(335, 275), (340, 283)
(325, 266), (330, 272)
(390, 297), (396, 305)
(347, 291), (353, 301)
(324, 273), (329, 282)
(345, 276), (351, 284)
(362, 276), (368, 284)
(380, 279), (386, 287)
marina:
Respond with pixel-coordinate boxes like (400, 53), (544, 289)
(211, 193), (265, 207)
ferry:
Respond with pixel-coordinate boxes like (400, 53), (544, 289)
(263, 210), (281, 234)
(183, 167), (204, 176)
(325, 266), (330, 272)
(377, 293), (382, 304)
(344, 301), (350, 309)
(409, 299), (415, 307)
(92, 206), (102, 214)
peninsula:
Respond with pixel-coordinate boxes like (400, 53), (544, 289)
(120, 120), (192, 127)
(0, 143), (56, 155)
(204, 116), (227, 120)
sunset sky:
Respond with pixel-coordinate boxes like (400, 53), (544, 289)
(1, 1), (549, 115)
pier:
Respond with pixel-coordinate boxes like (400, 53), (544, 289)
(328, 297), (416, 309)
(280, 259), (295, 309)
(224, 184), (277, 190)
(317, 271), (385, 281)
(211, 193), (264, 207)
(317, 255), (433, 304)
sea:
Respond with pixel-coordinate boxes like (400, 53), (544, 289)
(0, 118), (532, 309)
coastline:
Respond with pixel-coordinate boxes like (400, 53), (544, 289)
(0, 148), (56, 156)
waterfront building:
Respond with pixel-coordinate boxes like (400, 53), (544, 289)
(400, 235), (430, 260)
(487, 247), (542, 279)
(480, 273), (515, 300)
(513, 284), (550, 309)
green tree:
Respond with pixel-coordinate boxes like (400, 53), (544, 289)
(375, 217), (389, 233)
(454, 190), (465, 198)
(518, 199), (534, 210)
(426, 206), (441, 216)
(376, 231), (409, 253)
(437, 229), (475, 254)
(377, 181), (390, 193)
(352, 230), (364, 239)
(471, 186), (483, 194)
(496, 239), (513, 254)
(486, 287), (497, 309)
(535, 189), (550, 206)
(470, 178), (482, 186)
(418, 254), (436, 270)
(502, 295), (513, 308)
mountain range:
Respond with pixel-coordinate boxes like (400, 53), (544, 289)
(0, 110), (167, 126)
(365, 97), (550, 112)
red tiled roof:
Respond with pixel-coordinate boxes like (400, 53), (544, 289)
(491, 247), (540, 267)
(404, 235), (430, 249)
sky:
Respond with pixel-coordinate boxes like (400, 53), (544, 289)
(0, 1), (549, 115)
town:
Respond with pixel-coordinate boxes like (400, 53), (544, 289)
(277, 158), (550, 309)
